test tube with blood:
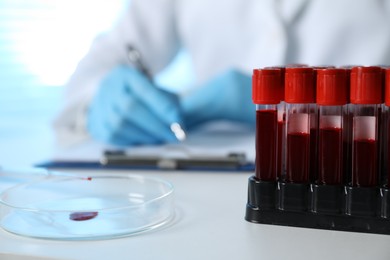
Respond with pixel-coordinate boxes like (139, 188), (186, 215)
(316, 68), (348, 185)
(350, 66), (383, 187)
(382, 68), (390, 187)
(252, 68), (283, 181)
(284, 67), (315, 183)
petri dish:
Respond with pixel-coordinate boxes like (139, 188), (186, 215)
(0, 166), (50, 192)
(0, 174), (175, 240)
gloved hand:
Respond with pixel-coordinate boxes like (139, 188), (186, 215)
(87, 65), (183, 145)
(180, 69), (255, 129)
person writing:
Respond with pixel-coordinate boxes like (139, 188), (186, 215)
(54, 0), (390, 146)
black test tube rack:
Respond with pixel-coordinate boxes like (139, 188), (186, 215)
(245, 177), (390, 235)
(247, 66), (390, 234)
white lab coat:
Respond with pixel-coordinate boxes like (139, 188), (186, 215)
(54, 0), (390, 145)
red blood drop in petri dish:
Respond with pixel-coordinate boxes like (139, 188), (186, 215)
(69, 212), (98, 221)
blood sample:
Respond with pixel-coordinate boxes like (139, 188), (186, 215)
(350, 66), (383, 187)
(277, 106), (285, 179)
(286, 128), (310, 182)
(341, 66), (353, 184)
(352, 137), (377, 186)
(69, 212), (98, 221)
(383, 68), (390, 187)
(316, 69), (348, 185)
(265, 66), (286, 179)
(252, 68), (283, 181)
(378, 66), (390, 187)
(284, 67), (315, 183)
(318, 126), (342, 182)
(309, 67), (335, 181)
(309, 115), (318, 181)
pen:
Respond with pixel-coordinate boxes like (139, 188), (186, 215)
(127, 45), (187, 141)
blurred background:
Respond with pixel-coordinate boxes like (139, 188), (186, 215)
(0, 0), (128, 166)
(0, 0), (193, 166)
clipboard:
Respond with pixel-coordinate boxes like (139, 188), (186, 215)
(36, 122), (256, 172)
(99, 150), (254, 171)
(37, 152), (255, 171)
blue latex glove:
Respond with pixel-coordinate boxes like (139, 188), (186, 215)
(87, 65), (183, 145)
(181, 69), (255, 129)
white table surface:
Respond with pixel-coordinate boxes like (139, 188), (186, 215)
(0, 168), (390, 260)
(1, 88), (390, 260)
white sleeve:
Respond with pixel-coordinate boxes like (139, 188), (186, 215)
(53, 0), (180, 146)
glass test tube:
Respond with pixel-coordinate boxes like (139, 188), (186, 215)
(383, 68), (390, 187)
(252, 68), (283, 181)
(316, 69), (348, 185)
(310, 66), (335, 181)
(350, 66), (383, 187)
(378, 66), (390, 187)
(284, 67), (315, 183)
(265, 66), (286, 179)
(341, 66), (353, 184)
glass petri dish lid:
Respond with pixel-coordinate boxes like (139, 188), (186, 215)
(0, 166), (50, 192)
(0, 174), (174, 240)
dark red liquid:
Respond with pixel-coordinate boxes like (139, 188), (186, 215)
(343, 113), (353, 184)
(286, 132), (310, 183)
(352, 139), (378, 187)
(277, 121), (284, 179)
(255, 110), (278, 181)
(318, 127), (343, 185)
(69, 212), (98, 221)
(378, 107), (382, 185)
(388, 120), (390, 186)
(309, 128), (318, 181)
(343, 141), (352, 184)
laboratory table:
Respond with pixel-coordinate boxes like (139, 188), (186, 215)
(1, 169), (390, 260)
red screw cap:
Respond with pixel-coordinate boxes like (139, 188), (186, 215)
(385, 68), (390, 106)
(285, 67), (315, 104)
(264, 66), (286, 101)
(252, 68), (283, 104)
(350, 66), (383, 104)
(316, 69), (348, 106)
